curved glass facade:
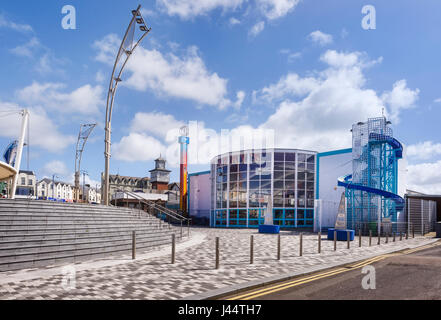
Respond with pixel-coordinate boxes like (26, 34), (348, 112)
(210, 149), (317, 228)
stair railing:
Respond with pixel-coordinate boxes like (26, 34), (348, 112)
(119, 190), (191, 238)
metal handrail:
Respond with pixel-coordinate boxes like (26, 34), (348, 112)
(118, 190), (192, 238)
(121, 190), (190, 223)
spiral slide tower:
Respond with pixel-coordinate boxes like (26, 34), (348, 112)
(337, 117), (404, 233)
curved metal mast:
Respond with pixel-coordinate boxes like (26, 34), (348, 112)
(75, 123), (96, 202)
(103, 4), (151, 205)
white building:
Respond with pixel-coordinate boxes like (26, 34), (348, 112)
(37, 178), (73, 202)
(82, 185), (101, 204)
(15, 170), (36, 198)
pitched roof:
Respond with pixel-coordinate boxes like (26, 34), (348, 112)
(37, 178), (73, 186)
(19, 170), (35, 175)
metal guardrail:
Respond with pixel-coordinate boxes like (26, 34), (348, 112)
(351, 221), (414, 236)
(120, 190), (191, 238)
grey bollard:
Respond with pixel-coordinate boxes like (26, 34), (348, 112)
(369, 230), (372, 246)
(359, 229), (362, 247)
(318, 232), (321, 254)
(386, 233), (388, 244)
(250, 235), (254, 264)
(132, 231), (136, 260)
(215, 237), (220, 269)
(347, 231), (350, 249)
(277, 234), (281, 260)
(334, 231), (337, 251)
(393, 232), (396, 242)
(400, 232), (402, 241)
(299, 233), (303, 257)
(171, 234), (176, 264)
(378, 232), (381, 245)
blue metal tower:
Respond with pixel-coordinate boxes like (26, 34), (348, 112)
(338, 117), (404, 234)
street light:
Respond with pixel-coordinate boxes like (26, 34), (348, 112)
(103, 4), (151, 206)
(75, 124), (96, 203)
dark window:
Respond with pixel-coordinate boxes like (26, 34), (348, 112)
(285, 153), (296, 161)
(274, 152), (284, 161)
(274, 162), (284, 170)
(274, 209), (284, 219)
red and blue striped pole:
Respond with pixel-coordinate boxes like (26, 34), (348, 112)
(179, 127), (189, 215)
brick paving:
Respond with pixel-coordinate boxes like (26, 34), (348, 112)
(0, 227), (437, 300)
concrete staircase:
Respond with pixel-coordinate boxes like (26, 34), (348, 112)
(0, 199), (180, 272)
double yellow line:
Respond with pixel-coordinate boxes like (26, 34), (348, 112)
(227, 240), (441, 300)
(401, 242), (440, 255)
(227, 267), (349, 300)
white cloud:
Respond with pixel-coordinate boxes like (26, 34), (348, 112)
(254, 73), (319, 103)
(16, 82), (104, 115)
(94, 35), (235, 109)
(259, 50), (391, 151)
(92, 34), (121, 65)
(249, 21), (265, 37)
(279, 49), (301, 62)
(95, 70), (106, 83)
(257, 0), (301, 20)
(157, 0), (245, 19)
(155, 0), (299, 22)
(41, 160), (70, 177)
(434, 98), (441, 103)
(127, 46), (231, 108)
(320, 50), (360, 68)
(10, 37), (40, 57)
(229, 17), (241, 25)
(341, 28), (349, 39)
(407, 141), (441, 161)
(308, 30), (333, 46)
(7, 25), (67, 75)
(113, 133), (166, 162)
(114, 117), (275, 167)
(256, 50), (418, 151)
(130, 112), (185, 140)
(0, 101), (76, 153)
(381, 79), (419, 123)
(140, 8), (157, 17)
(287, 52), (301, 62)
(407, 161), (441, 194)
(233, 90), (246, 109)
(34, 52), (68, 75)
(0, 14), (33, 33)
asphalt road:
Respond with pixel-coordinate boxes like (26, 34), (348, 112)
(226, 241), (441, 300)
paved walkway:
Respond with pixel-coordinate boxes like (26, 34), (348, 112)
(0, 227), (437, 300)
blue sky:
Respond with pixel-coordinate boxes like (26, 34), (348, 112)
(0, 0), (440, 193)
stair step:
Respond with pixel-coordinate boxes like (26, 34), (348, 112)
(0, 199), (184, 271)
(0, 237), (178, 272)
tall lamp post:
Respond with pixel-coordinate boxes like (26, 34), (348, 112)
(103, 5), (151, 205)
(75, 123), (96, 202)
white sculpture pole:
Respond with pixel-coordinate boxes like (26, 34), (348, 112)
(10, 109), (29, 199)
(264, 194), (273, 225)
